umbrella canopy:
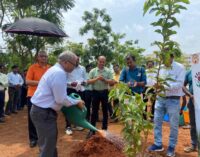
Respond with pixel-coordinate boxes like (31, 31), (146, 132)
(4, 17), (68, 37)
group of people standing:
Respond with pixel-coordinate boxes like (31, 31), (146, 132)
(0, 50), (198, 157)
(0, 64), (27, 122)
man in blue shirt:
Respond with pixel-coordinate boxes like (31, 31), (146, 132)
(119, 54), (146, 94)
(183, 70), (198, 153)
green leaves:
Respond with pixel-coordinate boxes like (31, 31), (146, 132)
(143, 0), (156, 16)
(79, 8), (145, 66)
(109, 83), (153, 157)
(2, 0), (75, 67)
(142, 1), (189, 156)
(79, 8), (114, 63)
(175, 0), (190, 4)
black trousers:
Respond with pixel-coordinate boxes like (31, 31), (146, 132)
(27, 97), (38, 142)
(85, 90), (93, 121)
(20, 87), (27, 109)
(16, 87), (22, 110)
(0, 90), (5, 118)
(91, 90), (109, 130)
(188, 98), (198, 147)
(65, 88), (85, 128)
(6, 87), (20, 113)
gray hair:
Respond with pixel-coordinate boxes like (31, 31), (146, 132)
(58, 51), (77, 63)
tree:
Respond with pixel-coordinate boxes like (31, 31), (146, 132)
(0, 0), (6, 28)
(143, 0), (190, 61)
(1, 0), (75, 68)
(109, 1), (190, 157)
(80, 8), (114, 63)
(110, 33), (145, 67)
(143, 0), (190, 94)
(80, 8), (145, 66)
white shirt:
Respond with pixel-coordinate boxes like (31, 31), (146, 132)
(31, 63), (79, 111)
(0, 72), (8, 91)
(67, 65), (87, 91)
(160, 61), (185, 97)
(7, 72), (24, 87)
(146, 69), (156, 87)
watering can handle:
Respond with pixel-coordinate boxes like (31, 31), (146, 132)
(70, 93), (81, 99)
(69, 93), (86, 112)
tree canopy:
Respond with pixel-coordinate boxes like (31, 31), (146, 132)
(1, 0), (75, 68)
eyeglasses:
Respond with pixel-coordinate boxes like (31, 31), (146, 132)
(67, 60), (76, 67)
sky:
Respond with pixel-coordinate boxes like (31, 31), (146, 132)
(1, 0), (200, 54)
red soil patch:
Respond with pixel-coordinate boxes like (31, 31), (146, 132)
(70, 134), (125, 157)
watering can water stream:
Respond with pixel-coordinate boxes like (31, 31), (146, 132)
(61, 93), (124, 149)
(61, 93), (98, 132)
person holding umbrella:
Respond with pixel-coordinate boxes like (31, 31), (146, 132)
(30, 51), (85, 157)
(26, 50), (50, 148)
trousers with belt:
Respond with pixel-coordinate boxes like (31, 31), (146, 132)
(154, 96), (180, 148)
(30, 105), (58, 157)
(91, 89), (109, 130)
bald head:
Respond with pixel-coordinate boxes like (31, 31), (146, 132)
(98, 56), (106, 61)
(97, 56), (106, 69)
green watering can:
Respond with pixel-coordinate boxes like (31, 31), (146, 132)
(61, 93), (98, 132)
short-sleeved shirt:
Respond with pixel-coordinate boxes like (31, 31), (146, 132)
(119, 66), (146, 94)
(26, 63), (50, 97)
(89, 67), (113, 91)
(184, 70), (193, 94)
(85, 72), (92, 91)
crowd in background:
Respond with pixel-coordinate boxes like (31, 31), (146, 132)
(0, 64), (27, 121)
(0, 51), (198, 157)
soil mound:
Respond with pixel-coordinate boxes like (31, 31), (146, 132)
(70, 134), (125, 157)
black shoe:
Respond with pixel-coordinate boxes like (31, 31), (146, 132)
(12, 111), (18, 114)
(17, 108), (21, 111)
(30, 141), (37, 148)
(0, 118), (5, 123)
(86, 131), (95, 139)
(110, 114), (115, 119)
(5, 112), (11, 116)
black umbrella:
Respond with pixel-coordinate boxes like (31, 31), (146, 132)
(4, 17), (68, 37)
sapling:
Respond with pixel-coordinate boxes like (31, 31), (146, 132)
(109, 0), (190, 157)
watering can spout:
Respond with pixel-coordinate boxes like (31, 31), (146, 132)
(61, 93), (98, 132)
(78, 119), (98, 132)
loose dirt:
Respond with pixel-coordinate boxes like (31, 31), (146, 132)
(70, 134), (125, 157)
